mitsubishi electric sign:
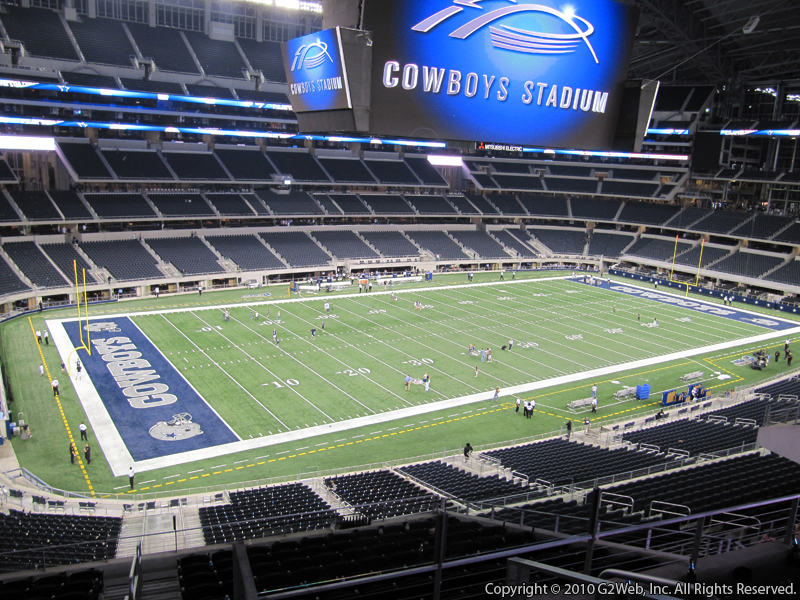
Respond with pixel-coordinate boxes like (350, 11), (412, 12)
(363, 0), (639, 150)
(282, 27), (352, 113)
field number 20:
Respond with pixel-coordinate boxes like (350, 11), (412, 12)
(337, 368), (371, 377)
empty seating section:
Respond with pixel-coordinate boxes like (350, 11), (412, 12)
(405, 157), (448, 186)
(447, 195), (481, 215)
(449, 230), (508, 259)
(58, 144), (113, 179)
(545, 177), (597, 194)
(4, 242), (68, 288)
(756, 377), (800, 399)
(183, 31), (246, 78)
(361, 195), (415, 215)
(148, 193), (216, 218)
(517, 194), (569, 218)
(406, 195), (457, 214)
(484, 438), (671, 486)
(0, 569), (104, 595)
(41, 243), (98, 283)
(127, 22), (199, 73)
(237, 38), (286, 83)
(162, 153), (229, 180)
(177, 551), (233, 598)
(234, 89), (289, 104)
(0, 258), (29, 294)
(528, 228), (585, 254)
(9, 191), (61, 221)
(399, 462), (526, 502)
(492, 230), (538, 258)
(732, 214), (795, 240)
(710, 251), (785, 278)
(215, 149), (276, 180)
(406, 231), (469, 260)
(257, 191), (323, 215)
(486, 194), (526, 215)
(62, 72), (119, 88)
(464, 194), (499, 215)
(624, 237), (691, 261)
(101, 150), (174, 180)
(360, 231), (419, 257)
(147, 237), (223, 275)
(0, 192), (20, 222)
(765, 260), (800, 285)
(267, 152), (329, 182)
(493, 174), (544, 191)
(689, 211), (752, 234)
(0, 510), (120, 570)
(702, 396), (798, 425)
(120, 78), (185, 95)
(326, 471), (437, 519)
(318, 158), (375, 183)
(674, 245), (731, 267)
(205, 235), (285, 271)
(622, 419), (758, 456)
(490, 161), (531, 174)
(80, 240), (164, 280)
(260, 232), (330, 268)
(313, 195), (342, 215)
(570, 197), (621, 221)
(328, 194), (370, 215)
(471, 173), (497, 189)
(1, 7), (78, 61)
(66, 17), (134, 66)
(45, 191), (93, 220)
(548, 164), (593, 177)
(185, 84), (234, 100)
(587, 233), (634, 258)
(617, 202), (681, 225)
(198, 483), (334, 545)
(602, 181), (659, 198)
(312, 231), (379, 259)
(773, 222), (800, 244)
(664, 207), (710, 229)
(365, 160), (419, 184)
(242, 194), (270, 215)
(205, 194), (256, 216)
(0, 160), (16, 182)
(84, 194), (156, 219)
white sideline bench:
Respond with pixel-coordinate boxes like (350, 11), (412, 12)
(376, 276), (424, 285)
(568, 397), (594, 410)
(680, 371), (704, 382)
(614, 386), (637, 400)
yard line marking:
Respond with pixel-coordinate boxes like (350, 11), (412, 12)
(163, 474), (180, 479)
(210, 464), (227, 469)
(254, 455), (269, 460)
(188, 469), (203, 474)
(233, 460), (249, 464)
(161, 314), (291, 430)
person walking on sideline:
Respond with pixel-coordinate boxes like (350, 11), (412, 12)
(43, 331), (49, 345)
(566, 419), (572, 440)
(475, 365), (479, 378)
(129, 466), (135, 490)
(423, 373), (430, 392)
(79, 422), (88, 441)
(516, 397), (521, 413)
(35, 330), (42, 344)
(70, 443), (77, 464)
(592, 384), (598, 400)
(463, 442), (473, 462)
(52, 379), (59, 397)
(405, 375), (412, 391)
(493, 387), (500, 400)
(39, 364), (44, 377)
(591, 396), (598, 413)
(84, 443), (91, 465)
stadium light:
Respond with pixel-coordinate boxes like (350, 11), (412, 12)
(427, 155), (463, 167)
(0, 135), (55, 150)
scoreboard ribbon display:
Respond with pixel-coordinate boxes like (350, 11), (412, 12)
(363, 0), (639, 150)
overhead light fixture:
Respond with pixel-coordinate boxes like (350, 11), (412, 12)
(427, 155), (463, 167)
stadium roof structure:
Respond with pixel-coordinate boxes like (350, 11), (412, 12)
(629, 0), (800, 86)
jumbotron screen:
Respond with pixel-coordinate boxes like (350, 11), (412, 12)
(362, 0), (639, 150)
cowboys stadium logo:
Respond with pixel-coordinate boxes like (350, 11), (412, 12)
(84, 322), (121, 333)
(291, 40), (333, 72)
(413, 0), (599, 63)
(149, 413), (204, 442)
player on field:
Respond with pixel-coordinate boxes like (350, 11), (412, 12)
(273, 329), (278, 342)
(324, 302), (330, 312)
(321, 321), (325, 332)
(311, 328), (317, 340)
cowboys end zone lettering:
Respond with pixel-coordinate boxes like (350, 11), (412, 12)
(282, 27), (352, 113)
(363, 0), (638, 150)
(576, 279), (798, 332)
(64, 318), (238, 461)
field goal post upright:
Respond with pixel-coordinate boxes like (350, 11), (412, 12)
(668, 235), (688, 296)
(67, 260), (91, 375)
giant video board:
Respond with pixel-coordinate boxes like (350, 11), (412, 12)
(362, 0), (639, 150)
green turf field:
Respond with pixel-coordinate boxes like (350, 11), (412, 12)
(4, 271), (798, 498)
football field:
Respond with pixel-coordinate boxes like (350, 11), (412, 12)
(48, 275), (800, 479)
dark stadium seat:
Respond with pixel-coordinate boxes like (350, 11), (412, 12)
(126, 22), (200, 74)
(237, 38), (286, 83)
(183, 31), (247, 79)
(492, 174), (544, 191)
(327, 194), (370, 215)
(710, 251), (786, 278)
(80, 240), (164, 280)
(83, 193), (157, 219)
(528, 228), (586, 255)
(3, 242), (69, 288)
(62, 72), (119, 88)
(0, 159), (17, 182)
(8, 191), (62, 221)
(234, 89), (289, 104)
(312, 231), (379, 260)
(162, 152), (230, 180)
(587, 232), (635, 258)
(317, 158), (376, 184)
(185, 83), (235, 100)
(57, 144), (113, 179)
(517, 194), (569, 218)
(405, 156), (448, 186)
(101, 150), (174, 180)
(206, 235), (286, 271)
(313, 194), (342, 215)
(570, 197), (621, 221)
(205, 193), (258, 217)
(47, 191), (93, 220)
(689, 211), (753, 234)
(259, 232), (331, 268)
(360, 231), (420, 258)
(399, 461), (527, 502)
(764, 260), (800, 286)
(664, 207), (711, 229)
(674, 245), (732, 268)
(448, 230), (508, 259)
(447, 195), (482, 215)
(147, 193), (216, 218)
(67, 17), (135, 67)
(616, 202), (681, 225)
(361, 194), (415, 215)
(493, 230), (538, 258)
(266, 152), (330, 182)
(623, 237), (692, 262)
(257, 190), (324, 215)
(544, 177), (597, 194)
(0, 259), (30, 295)
(601, 180), (659, 198)
(0, 191), (21, 222)
(120, 78), (185, 95)
(731, 214), (795, 240)
(621, 419), (758, 456)
(40, 243), (98, 283)
(463, 194), (499, 215)
(365, 159), (420, 184)
(773, 222), (800, 244)
(406, 231), (469, 260)
(324, 471), (438, 519)
(215, 149), (276, 180)
(486, 193), (526, 215)
(147, 237), (225, 275)
(1, 7), (79, 61)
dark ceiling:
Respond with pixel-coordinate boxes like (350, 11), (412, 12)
(628, 0), (800, 88)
